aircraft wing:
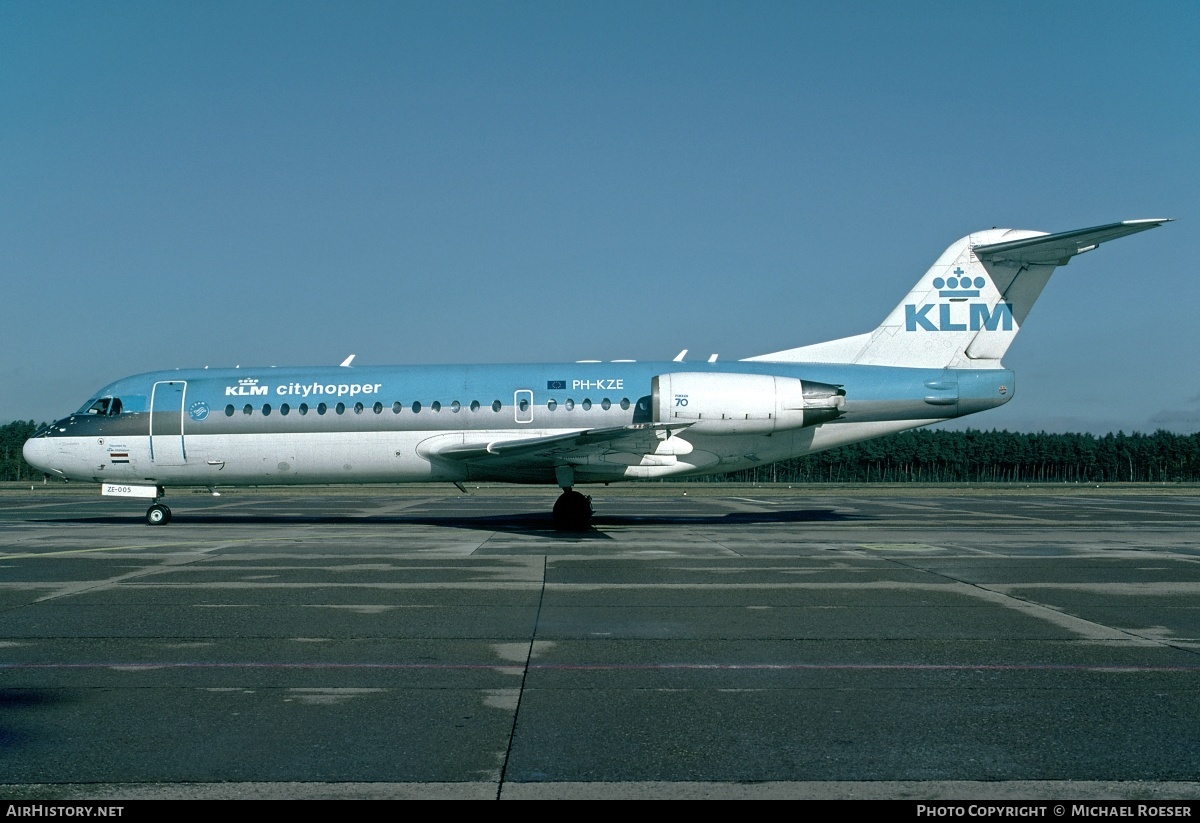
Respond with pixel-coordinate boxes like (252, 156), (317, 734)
(973, 218), (1170, 266)
(433, 422), (692, 466)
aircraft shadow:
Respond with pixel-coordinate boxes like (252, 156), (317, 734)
(0, 690), (70, 753)
(35, 507), (857, 540)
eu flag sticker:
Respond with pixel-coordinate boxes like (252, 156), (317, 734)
(547, 380), (566, 390)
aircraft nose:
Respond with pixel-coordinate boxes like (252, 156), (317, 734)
(22, 436), (55, 476)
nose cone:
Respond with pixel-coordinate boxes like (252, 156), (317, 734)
(22, 436), (54, 476)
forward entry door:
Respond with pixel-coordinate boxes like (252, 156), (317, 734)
(149, 380), (188, 465)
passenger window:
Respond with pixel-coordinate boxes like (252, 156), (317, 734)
(280, 404), (290, 416)
(262, 404), (272, 416)
(565, 398), (575, 410)
(243, 404), (253, 415)
(620, 398), (630, 410)
(470, 401), (480, 412)
(318, 403), (328, 415)
(451, 401), (461, 412)
(518, 399), (529, 412)
(412, 401), (421, 413)
(431, 401), (441, 412)
(601, 398), (611, 410)
(392, 402), (402, 414)
(354, 402), (364, 414)
(225, 405), (235, 417)
(373, 402), (383, 414)
(299, 403), (309, 415)
(547, 399), (557, 411)
(581, 399), (592, 410)
(491, 400), (502, 412)
(335, 403), (346, 415)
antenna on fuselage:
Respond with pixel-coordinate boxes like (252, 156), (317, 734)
(340, 354), (356, 367)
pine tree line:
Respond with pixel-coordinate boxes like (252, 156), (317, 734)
(1, 421), (43, 482)
(701, 429), (1200, 484)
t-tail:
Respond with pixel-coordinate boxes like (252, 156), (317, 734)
(745, 219), (1171, 369)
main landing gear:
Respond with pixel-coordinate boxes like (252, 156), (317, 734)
(552, 467), (592, 531)
(553, 488), (592, 531)
(146, 488), (171, 525)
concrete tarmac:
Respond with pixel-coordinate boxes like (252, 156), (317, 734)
(2, 483), (1199, 800)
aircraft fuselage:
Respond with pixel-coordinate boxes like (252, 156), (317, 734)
(23, 360), (1011, 487)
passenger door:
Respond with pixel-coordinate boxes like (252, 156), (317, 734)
(149, 380), (188, 465)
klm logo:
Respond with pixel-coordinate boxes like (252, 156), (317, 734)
(906, 302), (1014, 332)
(905, 267), (1013, 332)
(225, 378), (268, 397)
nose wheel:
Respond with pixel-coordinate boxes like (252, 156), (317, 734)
(146, 503), (172, 526)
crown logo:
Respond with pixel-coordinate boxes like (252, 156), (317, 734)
(238, 378), (259, 386)
(933, 267), (987, 298)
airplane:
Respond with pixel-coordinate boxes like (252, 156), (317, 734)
(23, 219), (1170, 530)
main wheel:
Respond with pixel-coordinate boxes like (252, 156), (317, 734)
(146, 503), (172, 526)
(552, 489), (593, 531)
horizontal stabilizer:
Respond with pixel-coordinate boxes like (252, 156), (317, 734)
(973, 219), (1170, 267)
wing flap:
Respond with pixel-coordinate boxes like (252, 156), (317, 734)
(973, 219), (1170, 266)
(434, 422), (692, 464)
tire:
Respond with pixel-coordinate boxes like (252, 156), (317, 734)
(552, 489), (592, 531)
(146, 504), (172, 526)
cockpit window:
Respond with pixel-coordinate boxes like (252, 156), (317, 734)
(81, 397), (122, 416)
(75, 394), (145, 416)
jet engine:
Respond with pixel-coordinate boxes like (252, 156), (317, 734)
(651, 372), (845, 435)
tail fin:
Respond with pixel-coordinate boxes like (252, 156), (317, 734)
(746, 219), (1170, 368)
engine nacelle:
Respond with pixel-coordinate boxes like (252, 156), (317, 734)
(652, 372), (845, 435)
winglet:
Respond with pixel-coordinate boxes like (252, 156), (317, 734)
(339, 354), (356, 368)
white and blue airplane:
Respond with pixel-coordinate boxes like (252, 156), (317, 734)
(23, 219), (1169, 529)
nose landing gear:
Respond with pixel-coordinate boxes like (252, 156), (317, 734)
(146, 487), (171, 525)
(146, 503), (172, 525)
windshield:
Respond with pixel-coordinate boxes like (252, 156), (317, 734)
(74, 394), (147, 416)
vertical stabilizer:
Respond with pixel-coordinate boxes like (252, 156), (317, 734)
(745, 219), (1170, 368)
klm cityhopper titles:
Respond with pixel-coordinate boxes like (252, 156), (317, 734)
(23, 220), (1170, 529)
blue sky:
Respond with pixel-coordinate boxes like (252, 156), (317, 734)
(2, 1), (1195, 433)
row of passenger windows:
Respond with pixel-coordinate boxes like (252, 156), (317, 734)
(222, 398), (638, 417)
